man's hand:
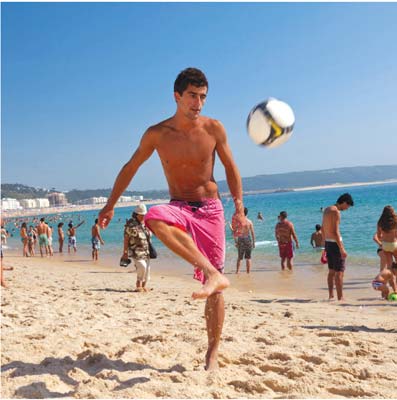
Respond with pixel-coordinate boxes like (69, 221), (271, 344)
(341, 248), (348, 259)
(98, 205), (114, 229)
(231, 211), (247, 234)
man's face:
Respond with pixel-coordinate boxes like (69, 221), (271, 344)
(341, 203), (351, 211)
(175, 84), (207, 120)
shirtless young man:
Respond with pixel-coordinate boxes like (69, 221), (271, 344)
(232, 207), (255, 274)
(91, 219), (105, 261)
(36, 218), (49, 257)
(321, 193), (354, 301)
(99, 68), (245, 371)
(310, 224), (324, 248)
(275, 211), (299, 271)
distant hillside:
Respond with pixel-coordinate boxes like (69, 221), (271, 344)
(2, 165), (396, 203)
(217, 165), (397, 193)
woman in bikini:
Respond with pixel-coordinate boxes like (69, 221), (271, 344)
(376, 205), (397, 269)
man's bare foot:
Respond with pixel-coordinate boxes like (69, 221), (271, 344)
(205, 349), (219, 371)
(328, 296), (335, 302)
(1, 280), (7, 288)
(192, 273), (229, 300)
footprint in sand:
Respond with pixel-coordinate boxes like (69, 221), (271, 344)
(299, 354), (324, 365)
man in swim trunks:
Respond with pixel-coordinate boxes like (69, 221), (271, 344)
(310, 224), (324, 248)
(321, 193), (354, 301)
(36, 218), (49, 257)
(232, 207), (255, 274)
(99, 68), (245, 371)
(67, 221), (85, 253)
(275, 211), (299, 271)
(91, 218), (105, 261)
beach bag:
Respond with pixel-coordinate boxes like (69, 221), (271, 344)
(320, 249), (328, 264)
(148, 241), (157, 259)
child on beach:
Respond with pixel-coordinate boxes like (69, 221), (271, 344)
(376, 205), (397, 269)
(372, 262), (397, 299)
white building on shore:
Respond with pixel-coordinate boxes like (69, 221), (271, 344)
(47, 192), (68, 207)
(76, 197), (108, 205)
(17, 198), (50, 209)
(1, 198), (22, 210)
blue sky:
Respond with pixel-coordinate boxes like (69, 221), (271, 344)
(2, 2), (397, 192)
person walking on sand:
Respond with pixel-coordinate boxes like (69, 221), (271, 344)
(36, 218), (49, 257)
(67, 221), (85, 253)
(91, 219), (105, 261)
(376, 205), (397, 269)
(120, 204), (151, 291)
(275, 211), (299, 271)
(99, 67), (244, 371)
(322, 193), (354, 301)
(58, 222), (65, 253)
(232, 207), (255, 274)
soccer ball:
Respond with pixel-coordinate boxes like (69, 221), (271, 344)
(388, 292), (397, 301)
(247, 98), (295, 148)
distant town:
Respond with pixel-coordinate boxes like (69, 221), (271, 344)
(1, 192), (144, 211)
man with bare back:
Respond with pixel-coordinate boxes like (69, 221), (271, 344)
(322, 193), (354, 301)
(36, 218), (49, 257)
(99, 68), (245, 370)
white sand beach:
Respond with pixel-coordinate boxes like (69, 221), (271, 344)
(1, 253), (396, 399)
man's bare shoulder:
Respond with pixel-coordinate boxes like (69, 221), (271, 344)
(324, 205), (338, 215)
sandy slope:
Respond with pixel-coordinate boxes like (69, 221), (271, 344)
(1, 255), (396, 399)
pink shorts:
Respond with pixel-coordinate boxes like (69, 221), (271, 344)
(144, 198), (225, 284)
(278, 241), (294, 259)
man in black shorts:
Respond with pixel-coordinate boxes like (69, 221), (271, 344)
(322, 193), (354, 301)
(232, 207), (255, 274)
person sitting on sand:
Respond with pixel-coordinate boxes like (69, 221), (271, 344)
(372, 262), (397, 299)
(120, 204), (151, 292)
(376, 205), (397, 269)
(310, 224), (324, 248)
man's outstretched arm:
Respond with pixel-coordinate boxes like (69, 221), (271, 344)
(99, 130), (155, 228)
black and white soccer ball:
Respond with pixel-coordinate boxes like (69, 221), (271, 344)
(247, 98), (295, 148)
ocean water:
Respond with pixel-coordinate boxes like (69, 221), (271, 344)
(4, 182), (397, 271)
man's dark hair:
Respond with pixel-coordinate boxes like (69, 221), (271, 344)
(315, 224), (321, 231)
(279, 211), (287, 219)
(40, 217), (45, 222)
(174, 67), (208, 95)
(244, 207), (248, 216)
(95, 218), (98, 224)
(336, 193), (354, 206)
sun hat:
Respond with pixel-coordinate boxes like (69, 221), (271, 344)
(134, 204), (147, 215)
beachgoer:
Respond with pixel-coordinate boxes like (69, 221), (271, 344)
(46, 224), (54, 256)
(376, 205), (397, 269)
(373, 232), (389, 270)
(91, 219), (105, 261)
(67, 221), (85, 253)
(232, 207), (255, 274)
(120, 204), (151, 291)
(257, 212), (264, 221)
(20, 222), (29, 257)
(99, 67), (242, 371)
(371, 262), (397, 299)
(58, 222), (65, 253)
(322, 193), (354, 301)
(275, 211), (299, 271)
(310, 224), (324, 248)
(36, 218), (49, 257)
(27, 226), (36, 256)
(1, 225), (8, 245)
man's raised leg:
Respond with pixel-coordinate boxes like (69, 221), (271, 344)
(146, 219), (229, 298)
(205, 292), (224, 371)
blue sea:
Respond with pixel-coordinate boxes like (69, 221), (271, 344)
(4, 182), (397, 272)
